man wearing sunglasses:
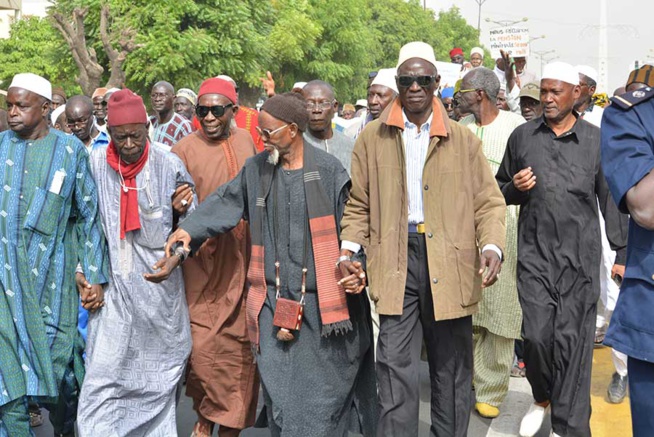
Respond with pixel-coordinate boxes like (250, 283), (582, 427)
(150, 81), (193, 148)
(303, 80), (355, 174)
(340, 41), (506, 437)
(170, 77), (259, 437)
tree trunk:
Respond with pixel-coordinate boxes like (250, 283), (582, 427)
(51, 6), (142, 96)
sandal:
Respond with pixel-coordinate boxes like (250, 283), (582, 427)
(190, 418), (215, 437)
(594, 325), (607, 345)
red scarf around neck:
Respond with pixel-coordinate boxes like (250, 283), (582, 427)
(106, 140), (150, 239)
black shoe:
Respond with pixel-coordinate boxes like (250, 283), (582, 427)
(607, 372), (628, 404)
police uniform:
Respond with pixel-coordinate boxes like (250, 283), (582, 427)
(601, 85), (654, 437)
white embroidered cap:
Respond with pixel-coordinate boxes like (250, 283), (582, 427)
(9, 73), (52, 101)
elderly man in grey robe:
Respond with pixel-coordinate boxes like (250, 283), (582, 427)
(151, 92), (377, 437)
(76, 89), (196, 436)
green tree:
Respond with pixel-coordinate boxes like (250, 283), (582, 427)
(0, 16), (81, 95)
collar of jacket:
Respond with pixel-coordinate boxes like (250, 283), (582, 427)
(379, 96), (450, 141)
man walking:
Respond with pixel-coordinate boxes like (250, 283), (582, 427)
(496, 62), (627, 437)
(172, 78), (259, 437)
(457, 67), (526, 419)
(339, 42), (506, 437)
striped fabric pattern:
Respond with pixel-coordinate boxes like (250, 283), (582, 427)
(401, 111), (432, 225)
(0, 129), (108, 407)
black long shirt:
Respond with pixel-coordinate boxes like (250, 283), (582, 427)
(496, 116), (627, 300)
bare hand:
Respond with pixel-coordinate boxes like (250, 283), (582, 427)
(513, 167), (536, 192)
(260, 71), (276, 97)
(479, 250), (502, 288)
(338, 260), (367, 294)
(611, 264), (625, 280)
(164, 228), (192, 258)
(143, 256), (182, 283)
(172, 184), (193, 216)
(76, 273), (105, 312)
(501, 49), (515, 83)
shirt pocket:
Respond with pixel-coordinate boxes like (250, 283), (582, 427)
(24, 187), (65, 236)
(134, 206), (166, 250)
(566, 162), (593, 198)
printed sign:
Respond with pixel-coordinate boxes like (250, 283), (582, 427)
(489, 26), (530, 59)
(434, 61), (464, 89)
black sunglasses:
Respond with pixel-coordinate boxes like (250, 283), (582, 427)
(397, 75), (437, 88)
(195, 104), (233, 118)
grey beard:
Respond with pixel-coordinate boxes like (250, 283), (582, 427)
(267, 147), (280, 165)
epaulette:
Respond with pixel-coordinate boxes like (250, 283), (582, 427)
(611, 87), (654, 110)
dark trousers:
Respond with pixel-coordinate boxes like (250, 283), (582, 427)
(520, 285), (596, 437)
(628, 357), (654, 437)
(376, 234), (473, 437)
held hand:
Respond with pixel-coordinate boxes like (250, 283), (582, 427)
(143, 255), (182, 283)
(77, 273), (105, 311)
(164, 228), (192, 258)
(479, 250), (502, 288)
(513, 167), (536, 192)
(338, 260), (367, 294)
(611, 264), (626, 280)
(172, 184), (193, 216)
(260, 71), (276, 97)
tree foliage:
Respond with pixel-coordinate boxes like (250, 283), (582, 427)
(0, 16), (81, 95)
(0, 1), (483, 104)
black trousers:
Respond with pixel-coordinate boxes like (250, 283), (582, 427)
(376, 234), (473, 437)
(521, 283), (596, 437)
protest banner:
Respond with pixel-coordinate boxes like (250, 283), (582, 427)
(489, 26), (530, 59)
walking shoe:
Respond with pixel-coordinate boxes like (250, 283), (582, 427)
(519, 402), (550, 437)
(607, 372), (628, 404)
(475, 402), (500, 418)
(511, 358), (526, 378)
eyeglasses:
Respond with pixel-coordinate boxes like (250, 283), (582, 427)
(66, 117), (90, 129)
(151, 92), (171, 100)
(256, 124), (289, 141)
(443, 103), (453, 110)
(195, 104), (233, 118)
(397, 75), (437, 88)
(457, 88), (478, 94)
(306, 100), (335, 111)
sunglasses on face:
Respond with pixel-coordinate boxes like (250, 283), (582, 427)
(195, 104), (233, 118)
(396, 75), (437, 88)
(256, 124), (289, 141)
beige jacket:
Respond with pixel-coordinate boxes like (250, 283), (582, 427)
(340, 97), (506, 320)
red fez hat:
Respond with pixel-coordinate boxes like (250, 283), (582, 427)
(198, 78), (237, 105)
(107, 89), (148, 127)
(449, 47), (464, 57)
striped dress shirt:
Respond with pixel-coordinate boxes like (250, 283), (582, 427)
(402, 110), (433, 225)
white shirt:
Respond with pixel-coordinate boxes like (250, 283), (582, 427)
(342, 109), (502, 260)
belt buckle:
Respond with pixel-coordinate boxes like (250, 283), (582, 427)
(416, 223), (425, 234)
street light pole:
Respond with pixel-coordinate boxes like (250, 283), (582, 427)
(533, 49), (556, 76)
(473, 0), (489, 38)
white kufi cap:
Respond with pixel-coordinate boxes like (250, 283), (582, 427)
(575, 65), (598, 83)
(292, 82), (307, 90)
(542, 62), (580, 86)
(9, 73), (52, 101)
(355, 99), (368, 108)
(397, 41), (437, 69)
(50, 104), (66, 126)
(471, 47), (484, 57)
(371, 68), (398, 94)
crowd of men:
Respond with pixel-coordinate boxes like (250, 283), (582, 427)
(0, 39), (653, 437)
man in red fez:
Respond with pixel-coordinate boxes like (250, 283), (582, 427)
(168, 78), (259, 437)
(77, 88), (197, 435)
(450, 47), (465, 64)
